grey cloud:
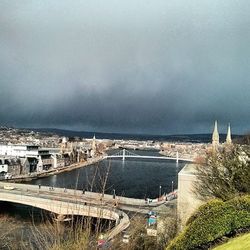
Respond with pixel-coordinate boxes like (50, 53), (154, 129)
(0, 0), (250, 134)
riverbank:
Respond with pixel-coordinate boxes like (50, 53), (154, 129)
(6, 155), (106, 183)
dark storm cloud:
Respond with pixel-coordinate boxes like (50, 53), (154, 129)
(0, 0), (250, 134)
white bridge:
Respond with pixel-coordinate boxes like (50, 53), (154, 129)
(0, 182), (130, 241)
(105, 149), (193, 163)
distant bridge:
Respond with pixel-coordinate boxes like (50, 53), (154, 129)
(105, 149), (193, 163)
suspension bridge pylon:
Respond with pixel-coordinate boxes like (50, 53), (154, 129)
(122, 149), (125, 161)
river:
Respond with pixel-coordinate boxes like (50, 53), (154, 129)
(29, 150), (186, 199)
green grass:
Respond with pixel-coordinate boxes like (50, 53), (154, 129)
(213, 233), (250, 250)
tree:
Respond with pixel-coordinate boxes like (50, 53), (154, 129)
(234, 133), (250, 145)
(195, 145), (250, 201)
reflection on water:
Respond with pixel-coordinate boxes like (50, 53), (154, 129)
(30, 150), (186, 199)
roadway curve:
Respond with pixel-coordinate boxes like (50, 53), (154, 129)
(0, 182), (130, 240)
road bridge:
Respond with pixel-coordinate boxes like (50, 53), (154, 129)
(105, 149), (193, 163)
(0, 182), (129, 240)
(0, 182), (167, 211)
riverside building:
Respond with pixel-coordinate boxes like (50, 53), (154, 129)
(0, 144), (61, 176)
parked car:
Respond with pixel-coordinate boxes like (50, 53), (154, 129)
(4, 185), (15, 190)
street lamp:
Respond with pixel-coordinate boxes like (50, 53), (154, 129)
(159, 185), (162, 198)
(171, 181), (174, 193)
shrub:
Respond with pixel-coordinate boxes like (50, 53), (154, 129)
(167, 195), (250, 250)
(194, 146), (250, 201)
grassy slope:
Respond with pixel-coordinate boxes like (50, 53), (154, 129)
(213, 233), (250, 250)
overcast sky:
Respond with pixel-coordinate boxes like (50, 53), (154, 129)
(0, 1), (250, 135)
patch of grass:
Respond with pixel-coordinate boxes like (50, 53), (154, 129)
(213, 233), (250, 250)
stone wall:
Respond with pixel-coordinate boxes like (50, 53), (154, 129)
(177, 164), (204, 229)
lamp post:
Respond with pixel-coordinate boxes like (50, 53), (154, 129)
(113, 189), (116, 199)
(159, 185), (162, 198)
(171, 181), (174, 193)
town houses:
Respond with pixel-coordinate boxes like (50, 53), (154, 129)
(0, 128), (101, 179)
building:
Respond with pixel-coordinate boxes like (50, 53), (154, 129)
(91, 135), (97, 157)
(0, 144), (61, 173)
(19, 157), (31, 175)
(0, 145), (40, 158)
(177, 164), (204, 228)
(226, 123), (232, 145)
(212, 120), (219, 150)
(0, 157), (24, 178)
(0, 158), (8, 177)
(212, 121), (233, 149)
(38, 149), (54, 171)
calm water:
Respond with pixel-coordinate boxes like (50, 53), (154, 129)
(30, 150), (185, 199)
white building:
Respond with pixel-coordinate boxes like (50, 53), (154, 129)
(0, 145), (62, 173)
(0, 145), (40, 158)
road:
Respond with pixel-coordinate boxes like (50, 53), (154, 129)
(0, 182), (166, 211)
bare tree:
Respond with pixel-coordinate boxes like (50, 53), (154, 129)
(195, 145), (250, 201)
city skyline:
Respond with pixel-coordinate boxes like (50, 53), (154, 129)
(0, 1), (250, 134)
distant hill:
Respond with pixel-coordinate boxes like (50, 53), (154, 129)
(27, 128), (243, 143)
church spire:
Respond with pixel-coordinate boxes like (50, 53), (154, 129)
(226, 123), (232, 144)
(212, 120), (219, 149)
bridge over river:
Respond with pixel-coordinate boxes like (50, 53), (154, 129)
(0, 182), (168, 240)
(105, 149), (193, 163)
